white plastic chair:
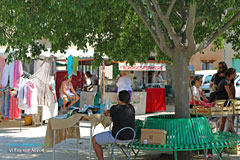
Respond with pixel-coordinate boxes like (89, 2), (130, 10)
(109, 127), (136, 160)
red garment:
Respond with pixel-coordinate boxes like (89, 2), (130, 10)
(56, 71), (86, 99)
(145, 88), (166, 113)
(9, 95), (21, 119)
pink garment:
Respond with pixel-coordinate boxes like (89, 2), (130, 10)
(0, 57), (5, 88)
(189, 100), (215, 108)
(13, 60), (23, 88)
(9, 95), (21, 119)
(27, 82), (34, 108)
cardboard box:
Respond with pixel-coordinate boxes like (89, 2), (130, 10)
(141, 128), (167, 145)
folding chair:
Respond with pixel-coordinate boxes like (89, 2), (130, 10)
(109, 127), (136, 160)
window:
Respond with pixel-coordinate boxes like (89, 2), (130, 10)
(237, 79), (240, 86)
(201, 62), (213, 70)
(201, 63), (206, 70)
(203, 75), (212, 84)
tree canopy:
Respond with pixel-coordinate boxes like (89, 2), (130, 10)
(0, 0), (239, 63)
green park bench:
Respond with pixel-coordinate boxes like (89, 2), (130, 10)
(131, 115), (240, 160)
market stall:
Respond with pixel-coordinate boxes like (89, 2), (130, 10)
(0, 54), (58, 126)
(117, 61), (167, 113)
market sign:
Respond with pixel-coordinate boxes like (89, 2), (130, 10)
(119, 63), (166, 71)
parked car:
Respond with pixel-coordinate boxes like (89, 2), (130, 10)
(234, 76), (240, 99)
(195, 70), (217, 98)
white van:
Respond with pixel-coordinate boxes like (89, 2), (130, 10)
(234, 76), (240, 99)
(194, 70), (217, 98)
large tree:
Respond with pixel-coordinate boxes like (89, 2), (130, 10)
(1, 0), (239, 117)
(1, 0), (239, 159)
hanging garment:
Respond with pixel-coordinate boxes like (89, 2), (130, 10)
(18, 77), (26, 108)
(1, 92), (5, 115)
(9, 95), (21, 119)
(67, 55), (73, 78)
(1, 61), (15, 88)
(13, 60), (23, 88)
(72, 57), (79, 76)
(31, 59), (52, 106)
(24, 82), (38, 115)
(1, 91), (9, 117)
(0, 57), (5, 88)
(0, 94), (2, 113)
(18, 78), (38, 115)
(6, 92), (10, 117)
(27, 81), (34, 108)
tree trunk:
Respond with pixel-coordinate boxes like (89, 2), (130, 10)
(172, 53), (192, 160)
(173, 53), (191, 119)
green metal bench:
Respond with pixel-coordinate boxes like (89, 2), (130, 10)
(132, 115), (240, 160)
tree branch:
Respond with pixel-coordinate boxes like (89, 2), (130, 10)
(127, 0), (172, 57)
(196, 11), (240, 53)
(149, 0), (164, 18)
(195, 16), (204, 25)
(145, 1), (170, 52)
(179, 0), (187, 45)
(174, 11), (182, 20)
(166, 0), (176, 18)
(150, 0), (180, 48)
(186, 1), (197, 54)
(126, 1), (159, 46)
(138, 0), (147, 16)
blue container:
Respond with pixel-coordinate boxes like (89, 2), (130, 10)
(96, 104), (105, 114)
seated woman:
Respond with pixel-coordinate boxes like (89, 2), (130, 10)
(60, 74), (79, 111)
(191, 76), (207, 105)
(215, 68), (236, 132)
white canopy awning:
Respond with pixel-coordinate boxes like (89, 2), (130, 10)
(0, 47), (108, 60)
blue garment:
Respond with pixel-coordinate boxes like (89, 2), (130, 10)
(6, 91), (10, 117)
(1, 92), (7, 117)
(1, 92), (4, 115)
(67, 55), (73, 79)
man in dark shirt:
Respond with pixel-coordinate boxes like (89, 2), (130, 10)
(210, 61), (228, 90)
(92, 90), (135, 160)
(215, 79), (230, 100)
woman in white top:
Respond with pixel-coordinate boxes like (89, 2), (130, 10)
(60, 74), (79, 111)
(192, 76), (207, 104)
(116, 71), (132, 103)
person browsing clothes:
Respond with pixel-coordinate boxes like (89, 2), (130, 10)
(60, 74), (79, 111)
(92, 90), (135, 160)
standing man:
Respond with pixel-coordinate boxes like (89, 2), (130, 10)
(92, 90), (135, 160)
(210, 61), (228, 92)
(86, 71), (98, 85)
(116, 71), (132, 102)
(152, 71), (164, 83)
(85, 71), (98, 91)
